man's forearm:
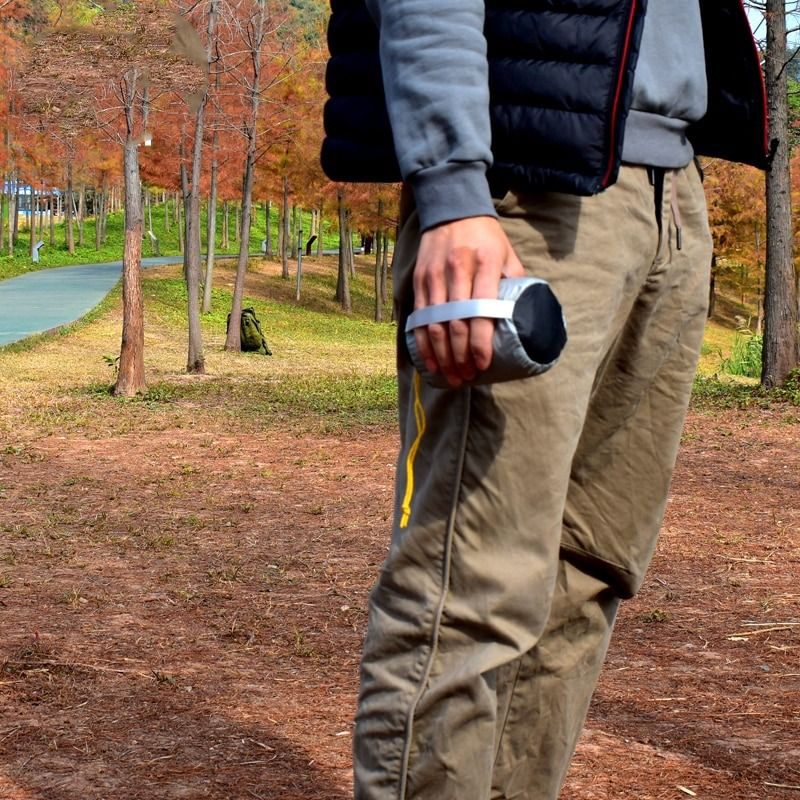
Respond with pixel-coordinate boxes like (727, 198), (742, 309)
(365, 0), (497, 231)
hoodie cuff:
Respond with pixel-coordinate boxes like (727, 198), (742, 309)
(410, 162), (498, 232)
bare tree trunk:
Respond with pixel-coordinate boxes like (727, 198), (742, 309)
(39, 184), (46, 240)
(290, 204), (298, 259)
(226, 161), (256, 351)
(100, 172), (109, 244)
(336, 189), (351, 312)
(115, 136), (146, 396)
(78, 184), (86, 247)
(203, 181), (218, 313)
(335, 193), (343, 302)
(265, 199), (272, 257)
(346, 208), (355, 278)
(8, 172), (17, 257)
(376, 198), (384, 304)
(185, 0), (216, 372)
(36, 186), (43, 241)
(177, 192), (184, 255)
(12, 183), (20, 246)
(29, 191), (36, 260)
(164, 192), (170, 234)
(281, 175), (289, 278)
(222, 199), (229, 250)
(295, 223), (303, 301)
(374, 234), (382, 322)
(277, 200), (284, 263)
(226, 1), (265, 352)
(763, 0), (800, 386)
(6, 180), (13, 256)
(65, 162), (75, 254)
(381, 229), (389, 303)
(0, 186), (6, 253)
(95, 185), (102, 250)
(49, 191), (55, 246)
(180, 137), (189, 276)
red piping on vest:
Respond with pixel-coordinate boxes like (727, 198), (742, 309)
(601, 0), (639, 189)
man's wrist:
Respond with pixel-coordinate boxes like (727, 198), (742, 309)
(411, 162), (498, 232)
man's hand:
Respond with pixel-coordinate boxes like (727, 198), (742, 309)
(413, 216), (525, 387)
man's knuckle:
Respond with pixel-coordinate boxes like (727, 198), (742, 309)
(428, 325), (447, 342)
(449, 319), (469, 338)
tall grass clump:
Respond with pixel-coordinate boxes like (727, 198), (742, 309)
(721, 328), (762, 378)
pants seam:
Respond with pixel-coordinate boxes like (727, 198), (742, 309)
(397, 387), (473, 800)
(492, 657), (524, 773)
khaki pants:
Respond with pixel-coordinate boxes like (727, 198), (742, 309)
(354, 165), (712, 800)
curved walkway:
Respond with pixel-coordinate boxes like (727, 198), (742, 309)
(0, 249), (347, 348)
(0, 257), (188, 347)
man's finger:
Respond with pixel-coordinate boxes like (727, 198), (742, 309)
(446, 248), (477, 380)
(425, 322), (460, 386)
(469, 317), (495, 372)
(468, 250), (503, 372)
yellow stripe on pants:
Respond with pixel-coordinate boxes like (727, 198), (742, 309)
(399, 371), (427, 528)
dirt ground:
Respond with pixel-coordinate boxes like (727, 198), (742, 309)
(1, 400), (798, 800)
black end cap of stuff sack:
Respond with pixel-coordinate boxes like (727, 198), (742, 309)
(512, 282), (567, 365)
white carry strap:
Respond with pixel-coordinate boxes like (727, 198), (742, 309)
(405, 298), (516, 332)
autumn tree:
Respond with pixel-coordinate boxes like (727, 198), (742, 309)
(747, 0), (800, 385)
(223, 0), (296, 351)
(173, 2), (220, 374)
(704, 160), (767, 321)
(24, 2), (201, 395)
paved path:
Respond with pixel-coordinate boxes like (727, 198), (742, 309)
(0, 257), (189, 347)
(0, 249), (354, 348)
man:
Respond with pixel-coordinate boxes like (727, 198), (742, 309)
(322, 2), (768, 798)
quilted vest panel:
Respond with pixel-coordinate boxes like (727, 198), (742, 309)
(321, 0), (767, 194)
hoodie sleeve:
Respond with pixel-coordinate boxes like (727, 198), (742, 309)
(364, 0), (497, 231)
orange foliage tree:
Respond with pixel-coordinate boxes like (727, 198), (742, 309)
(704, 159), (767, 325)
(23, 1), (202, 395)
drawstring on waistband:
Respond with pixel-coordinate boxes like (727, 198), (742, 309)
(670, 173), (683, 251)
(647, 167), (682, 251)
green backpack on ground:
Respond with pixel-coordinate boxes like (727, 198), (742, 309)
(227, 307), (272, 355)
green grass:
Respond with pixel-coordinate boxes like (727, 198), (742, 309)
(692, 370), (800, 410)
(720, 330), (763, 378)
(697, 320), (736, 376)
(0, 200), (362, 282)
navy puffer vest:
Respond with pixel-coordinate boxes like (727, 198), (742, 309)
(321, 0), (768, 195)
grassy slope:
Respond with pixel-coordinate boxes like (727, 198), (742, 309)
(0, 202), (352, 282)
(2, 250), (796, 445)
(0, 253), (397, 442)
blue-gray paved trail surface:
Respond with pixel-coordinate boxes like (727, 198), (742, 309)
(0, 250), (344, 348)
(0, 257), (188, 347)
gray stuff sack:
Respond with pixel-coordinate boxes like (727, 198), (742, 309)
(405, 277), (567, 387)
